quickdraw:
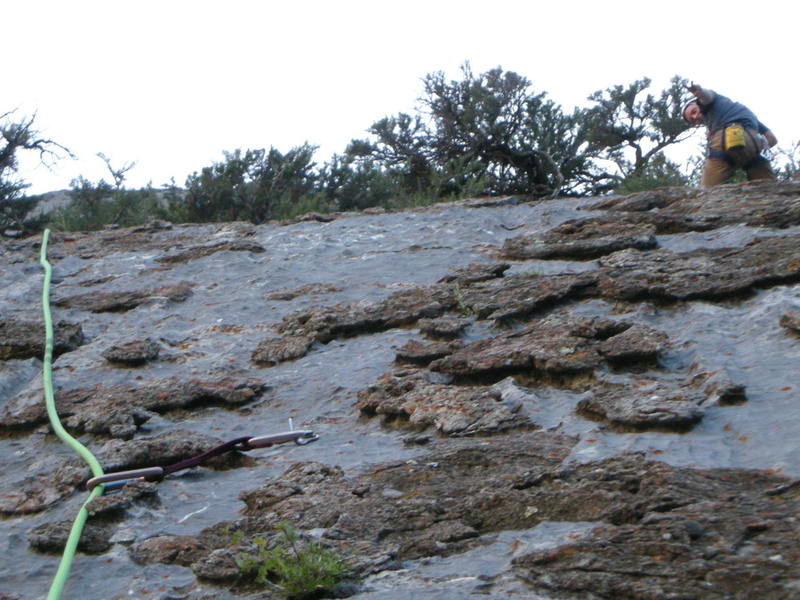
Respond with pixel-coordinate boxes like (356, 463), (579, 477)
(87, 429), (319, 492)
(39, 228), (320, 599)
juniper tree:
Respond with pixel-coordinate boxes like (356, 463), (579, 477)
(1, 111), (71, 234)
(584, 75), (694, 189)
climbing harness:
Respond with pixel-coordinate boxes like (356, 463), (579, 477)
(38, 228), (319, 598)
(707, 124), (770, 170)
(87, 429), (319, 492)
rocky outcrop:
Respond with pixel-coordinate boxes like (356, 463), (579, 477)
(0, 318), (84, 360)
(501, 182), (800, 261)
(5, 430), (251, 518)
(500, 216), (659, 260)
(28, 481), (159, 554)
(3, 181), (800, 599)
(429, 313), (668, 381)
(437, 261), (510, 284)
(1, 377), (269, 437)
(357, 368), (529, 435)
(394, 339), (463, 365)
(780, 312), (800, 333)
(54, 282), (193, 312)
(576, 380), (706, 431)
(458, 272), (596, 321)
(251, 286), (459, 366)
(125, 436), (800, 599)
(595, 235), (800, 302)
(251, 335), (314, 366)
(275, 286), (457, 343)
(416, 316), (471, 339)
(156, 240), (265, 264)
(129, 535), (210, 567)
(588, 180), (800, 229)
(265, 282), (342, 301)
(101, 338), (161, 365)
(513, 467), (800, 599)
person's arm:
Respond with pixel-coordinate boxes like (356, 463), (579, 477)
(757, 122), (778, 148)
(686, 82), (715, 106)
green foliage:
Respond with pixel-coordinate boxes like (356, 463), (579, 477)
(183, 148), (258, 222)
(1, 192), (45, 235)
(348, 66), (696, 200)
(348, 64), (596, 199)
(51, 182), (168, 231)
(614, 154), (690, 194)
(159, 178), (189, 221)
(318, 153), (398, 211)
(234, 523), (349, 599)
(585, 76), (693, 183)
(10, 69), (733, 232)
(182, 145), (318, 223)
(1, 111), (71, 235)
(353, 112), (433, 195)
(52, 176), (115, 231)
(49, 173), (168, 232)
(229, 528), (245, 545)
(428, 153), (488, 201)
(270, 191), (335, 221)
(451, 283), (473, 317)
(423, 65), (570, 197)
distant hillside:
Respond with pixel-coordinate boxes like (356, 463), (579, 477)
(26, 189), (72, 216)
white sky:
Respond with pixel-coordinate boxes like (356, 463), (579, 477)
(6, 0), (798, 194)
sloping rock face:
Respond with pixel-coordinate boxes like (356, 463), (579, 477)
(500, 215), (659, 260)
(0, 318), (84, 360)
(2, 182), (800, 599)
(136, 440), (800, 600)
(1, 377), (269, 438)
(512, 460), (800, 600)
(428, 313), (668, 378)
(587, 181), (800, 229)
(54, 282), (193, 312)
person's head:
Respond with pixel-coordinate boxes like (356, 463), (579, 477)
(682, 101), (704, 126)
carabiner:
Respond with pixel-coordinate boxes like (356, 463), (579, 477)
(87, 466), (164, 491)
(245, 430), (318, 449)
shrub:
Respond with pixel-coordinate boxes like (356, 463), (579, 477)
(49, 178), (167, 231)
(614, 154), (690, 194)
(183, 145), (318, 223)
(1, 111), (71, 235)
(234, 523), (349, 599)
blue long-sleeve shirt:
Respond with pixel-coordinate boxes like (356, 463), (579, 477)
(700, 91), (768, 134)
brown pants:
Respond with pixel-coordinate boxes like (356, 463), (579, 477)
(701, 128), (776, 186)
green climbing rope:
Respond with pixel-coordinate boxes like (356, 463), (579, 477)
(39, 229), (106, 600)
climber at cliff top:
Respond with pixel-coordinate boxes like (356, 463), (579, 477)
(682, 82), (777, 186)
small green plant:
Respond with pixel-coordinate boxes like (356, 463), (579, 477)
(235, 523), (349, 599)
(271, 191), (336, 221)
(229, 528), (245, 545)
(451, 282), (473, 317)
